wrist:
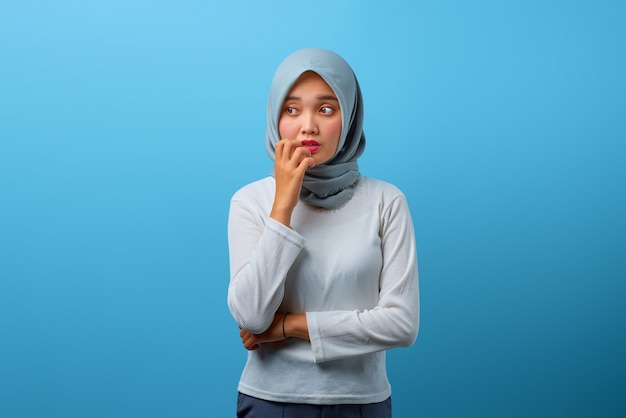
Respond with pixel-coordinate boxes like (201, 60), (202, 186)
(282, 313), (288, 340)
(282, 312), (310, 341)
(270, 206), (292, 228)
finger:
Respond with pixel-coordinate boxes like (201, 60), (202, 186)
(280, 140), (301, 163)
(275, 139), (297, 162)
(302, 155), (316, 168)
(241, 333), (251, 348)
(274, 139), (287, 162)
(280, 139), (312, 163)
(242, 332), (255, 344)
(244, 336), (259, 350)
(241, 331), (253, 344)
(286, 147), (314, 171)
(295, 156), (316, 175)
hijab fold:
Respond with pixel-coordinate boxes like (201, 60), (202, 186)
(265, 48), (366, 209)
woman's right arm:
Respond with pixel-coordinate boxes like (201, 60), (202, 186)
(229, 139), (313, 335)
(227, 199), (305, 334)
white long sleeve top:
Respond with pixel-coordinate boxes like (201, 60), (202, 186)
(227, 176), (419, 405)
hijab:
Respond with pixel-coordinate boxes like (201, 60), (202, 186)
(265, 48), (366, 209)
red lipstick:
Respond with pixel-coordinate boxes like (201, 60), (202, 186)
(301, 140), (320, 153)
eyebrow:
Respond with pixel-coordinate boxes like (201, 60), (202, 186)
(285, 94), (339, 102)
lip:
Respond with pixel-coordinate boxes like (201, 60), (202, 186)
(301, 140), (320, 153)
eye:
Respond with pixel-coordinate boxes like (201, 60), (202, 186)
(320, 106), (335, 115)
(285, 106), (299, 115)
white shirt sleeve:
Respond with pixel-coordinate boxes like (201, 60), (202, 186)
(307, 195), (420, 363)
(227, 197), (305, 334)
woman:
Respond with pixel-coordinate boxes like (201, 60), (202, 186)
(227, 47), (419, 417)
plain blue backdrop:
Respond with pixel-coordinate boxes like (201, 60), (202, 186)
(1, 1), (625, 417)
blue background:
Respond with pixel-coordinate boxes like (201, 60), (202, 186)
(1, 1), (624, 417)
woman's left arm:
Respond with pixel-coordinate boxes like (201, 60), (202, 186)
(306, 194), (419, 363)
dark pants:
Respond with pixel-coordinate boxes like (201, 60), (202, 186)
(237, 392), (392, 418)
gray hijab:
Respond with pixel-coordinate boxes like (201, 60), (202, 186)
(265, 48), (366, 209)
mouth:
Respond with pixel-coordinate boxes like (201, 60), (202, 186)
(301, 140), (320, 153)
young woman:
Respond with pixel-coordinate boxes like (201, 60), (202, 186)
(227, 48), (419, 418)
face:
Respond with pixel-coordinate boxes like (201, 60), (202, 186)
(278, 71), (342, 165)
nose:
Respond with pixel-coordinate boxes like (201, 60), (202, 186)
(300, 112), (318, 135)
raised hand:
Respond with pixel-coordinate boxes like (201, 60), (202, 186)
(270, 138), (315, 227)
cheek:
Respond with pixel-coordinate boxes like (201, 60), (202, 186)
(328, 119), (342, 142)
(278, 118), (297, 139)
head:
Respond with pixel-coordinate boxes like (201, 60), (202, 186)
(266, 48), (365, 167)
(278, 71), (342, 165)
